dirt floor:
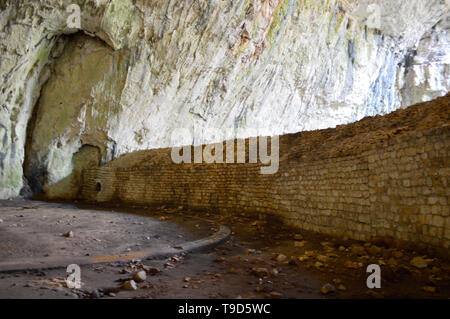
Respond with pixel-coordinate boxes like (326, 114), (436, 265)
(0, 200), (449, 299)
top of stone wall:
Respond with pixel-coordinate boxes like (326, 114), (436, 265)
(103, 94), (450, 168)
(282, 93), (450, 162)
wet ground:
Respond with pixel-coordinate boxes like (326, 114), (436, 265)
(0, 200), (449, 299)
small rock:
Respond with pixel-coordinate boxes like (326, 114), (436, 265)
(392, 250), (403, 259)
(294, 241), (306, 248)
(251, 267), (269, 278)
(269, 291), (283, 299)
(276, 254), (287, 263)
(133, 271), (147, 283)
(270, 268), (279, 276)
(337, 284), (347, 291)
(122, 280), (137, 291)
(0, 219), (3, 223)
(344, 260), (359, 269)
(183, 277), (191, 282)
(338, 246), (346, 252)
(333, 278), (342, 284)
(410, 256), (430, 269)
(423, 286), (436, 293)
(147, 267), (160, 275)
(314, 261), (324, 268)
(63, 231), (74, 238)
(320, 241), (332, 248)
(294, 234), (303, 240)
(164, 262), (175, 269)
(316, 255), (329, 263)
(229, 268), (238, 274)
(250, 257), (263, 264)
(320, 283), (336, 295)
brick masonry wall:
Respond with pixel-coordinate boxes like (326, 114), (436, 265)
(80, 96), (450, 252)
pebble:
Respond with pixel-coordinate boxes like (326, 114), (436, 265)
(294, 241), (306, 248)
(320, 283), (336, 295)
(251, 267), (269, 278)
(410, 256), (430, 269)
(63, 231), (74, 238)
(122, 280), (137, 291)
(337, 284), (347, 291)
(316, 255), (329, 263)
(133, 271), (147, 283)
(269, 291), (283, 299)
(314, 261), (324, 268)
(423, 286), (436, 293)
(246, 249), (256, 255)
(344, 260), (359, 269)
(147, 267), (161, 275)
(0, 219), (3, 223)
(276, 254), (287, 263)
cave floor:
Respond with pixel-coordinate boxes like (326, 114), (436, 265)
(0, 200), (449, 299)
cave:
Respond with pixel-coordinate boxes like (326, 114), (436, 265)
(0, 0), (449, 304)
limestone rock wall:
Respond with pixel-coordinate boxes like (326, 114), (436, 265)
(0, 0), (449, 198)
(81, 94), (450, 253)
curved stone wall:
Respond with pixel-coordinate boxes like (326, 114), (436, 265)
(80, 94), (450, 252)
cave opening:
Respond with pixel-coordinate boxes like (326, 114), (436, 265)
(21, 31), (124, 199)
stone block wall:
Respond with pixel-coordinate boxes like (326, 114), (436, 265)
(80, 96), (450, 251)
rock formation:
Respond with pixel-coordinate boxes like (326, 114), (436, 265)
(0, 0), (449, 199)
